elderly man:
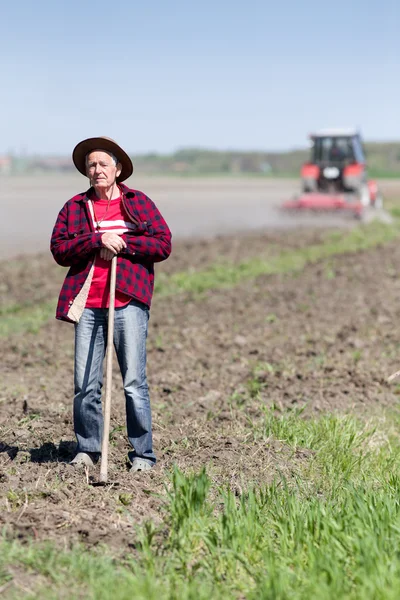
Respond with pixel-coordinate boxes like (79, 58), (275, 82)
(50, 137), (171, 471)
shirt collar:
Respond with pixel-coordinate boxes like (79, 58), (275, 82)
(79, 183), (136, 203)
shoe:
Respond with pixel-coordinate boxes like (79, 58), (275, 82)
(130, 458), (153, 472)
(70, 452), (99, 468)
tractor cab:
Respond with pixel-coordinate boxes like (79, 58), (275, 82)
(302, 129), (367, 194)
(282, 128), (382, 215)
(312, 131), (365, 166)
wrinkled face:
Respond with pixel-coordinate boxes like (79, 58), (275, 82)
(86, 150), (122, 189)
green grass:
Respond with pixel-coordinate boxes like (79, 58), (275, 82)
(3, 409), (400, 598)
(369, 170), (400, 179)
(0, 301), (55, 337)
(2, 220), (400, 338)
(155, 220), (400, 296)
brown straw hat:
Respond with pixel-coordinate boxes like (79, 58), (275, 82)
(72, 136), (134, 182)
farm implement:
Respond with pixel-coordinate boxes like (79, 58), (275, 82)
(283, 128), (383, 218)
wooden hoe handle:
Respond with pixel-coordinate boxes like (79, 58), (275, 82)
(388, 370), (400, 383)
(99, 255), (117, 483)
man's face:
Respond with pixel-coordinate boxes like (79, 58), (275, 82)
(86, 150), (121, 188)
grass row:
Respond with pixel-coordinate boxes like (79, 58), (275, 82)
(155, 220), (399, 296)
(0, 301), (55, 337)
(1, 220), (399, 338)
(2, 408), (400, 598)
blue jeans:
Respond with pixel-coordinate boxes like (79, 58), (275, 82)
(73, 299), (155, 465)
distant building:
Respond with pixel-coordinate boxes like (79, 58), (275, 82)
(172, 161), (190, 173)
(0, 156), (11, 174)
(29, 157), (74, 172)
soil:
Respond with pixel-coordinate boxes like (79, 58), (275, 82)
(1, 221), (400, 552)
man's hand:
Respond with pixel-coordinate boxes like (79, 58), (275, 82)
(100, 248), (116, 261)
(101, 232), (126, 254)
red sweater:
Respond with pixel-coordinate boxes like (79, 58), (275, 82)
(86, 195), (132, 308)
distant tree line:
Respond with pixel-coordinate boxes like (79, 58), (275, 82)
(133, 143), (400, 177)
(5, 142), (400, 177)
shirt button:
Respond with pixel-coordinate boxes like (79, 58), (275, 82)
(73, 233), (77, 237)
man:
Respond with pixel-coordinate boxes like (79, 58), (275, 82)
(50, 137), (171, 472)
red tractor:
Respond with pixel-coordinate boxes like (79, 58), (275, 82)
(283, 129), (383, 216)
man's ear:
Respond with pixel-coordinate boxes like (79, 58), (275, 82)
(116, 162), (122, 178)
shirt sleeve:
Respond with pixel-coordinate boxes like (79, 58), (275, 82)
(121, 196), (172, 263)
(50, 201), (103, 267)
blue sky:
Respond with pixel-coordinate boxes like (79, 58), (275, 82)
(1, 0), (398, 154)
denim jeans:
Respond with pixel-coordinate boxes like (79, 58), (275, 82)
(73, 299), (155, 465)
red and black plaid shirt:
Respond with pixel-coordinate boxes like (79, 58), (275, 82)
(50, 183), (172, 322)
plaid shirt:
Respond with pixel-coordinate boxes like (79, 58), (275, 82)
(50, 183), (172, 322)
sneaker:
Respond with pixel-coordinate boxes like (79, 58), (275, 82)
(130, 458), (153, 472)
(70, 452), (99, 468)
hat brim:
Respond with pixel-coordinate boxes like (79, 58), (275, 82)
(72, 137), (134, 183)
